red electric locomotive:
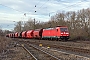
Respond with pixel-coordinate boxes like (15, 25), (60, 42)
(42, 26), (69, 41)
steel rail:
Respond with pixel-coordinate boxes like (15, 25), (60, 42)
(29, 44), (61, 60)
(22, 45), (38, 60)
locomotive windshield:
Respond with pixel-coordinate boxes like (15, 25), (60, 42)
(60, 28), (68, 32)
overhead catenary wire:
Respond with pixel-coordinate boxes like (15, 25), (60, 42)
(0, 0), (88, 18)
(49, 0), (85, 17)
(31, 0), (87, 20)
(35, 0), (50, 12)
(0, 3), (29, 17)
(34, 0), (84, 17)
(0, 4), (24, 13)
(35, 0), (42, 6)
(0, 1), (81, 16)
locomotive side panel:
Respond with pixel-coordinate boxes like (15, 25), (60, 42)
(42, 28), (57, 39)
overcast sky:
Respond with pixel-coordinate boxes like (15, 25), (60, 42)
(0, 0), (90, 31)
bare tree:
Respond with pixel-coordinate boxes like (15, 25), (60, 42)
(14, 21), (22, 32)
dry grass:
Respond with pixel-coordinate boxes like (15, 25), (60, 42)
(0, 36), (11, 53)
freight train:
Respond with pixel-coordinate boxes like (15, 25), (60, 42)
(6, 26), (70, 41)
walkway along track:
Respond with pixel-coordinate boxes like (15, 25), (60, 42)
(21, 43), (61, 60)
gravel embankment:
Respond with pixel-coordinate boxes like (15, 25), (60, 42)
(0, 38), (31, 60)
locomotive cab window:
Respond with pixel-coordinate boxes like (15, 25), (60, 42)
(60, 28), (68, 32)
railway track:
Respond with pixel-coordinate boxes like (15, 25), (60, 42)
(21, 43), (61, 60)
(23, 42), (90, 60)
(52, 44), (90, 54)
(37, 42), (90, 54)
(13, 39), (90, 60)
(23, 40), (90, 55)
(41, 46), (90, 60)
(17, 39), (90, 54)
